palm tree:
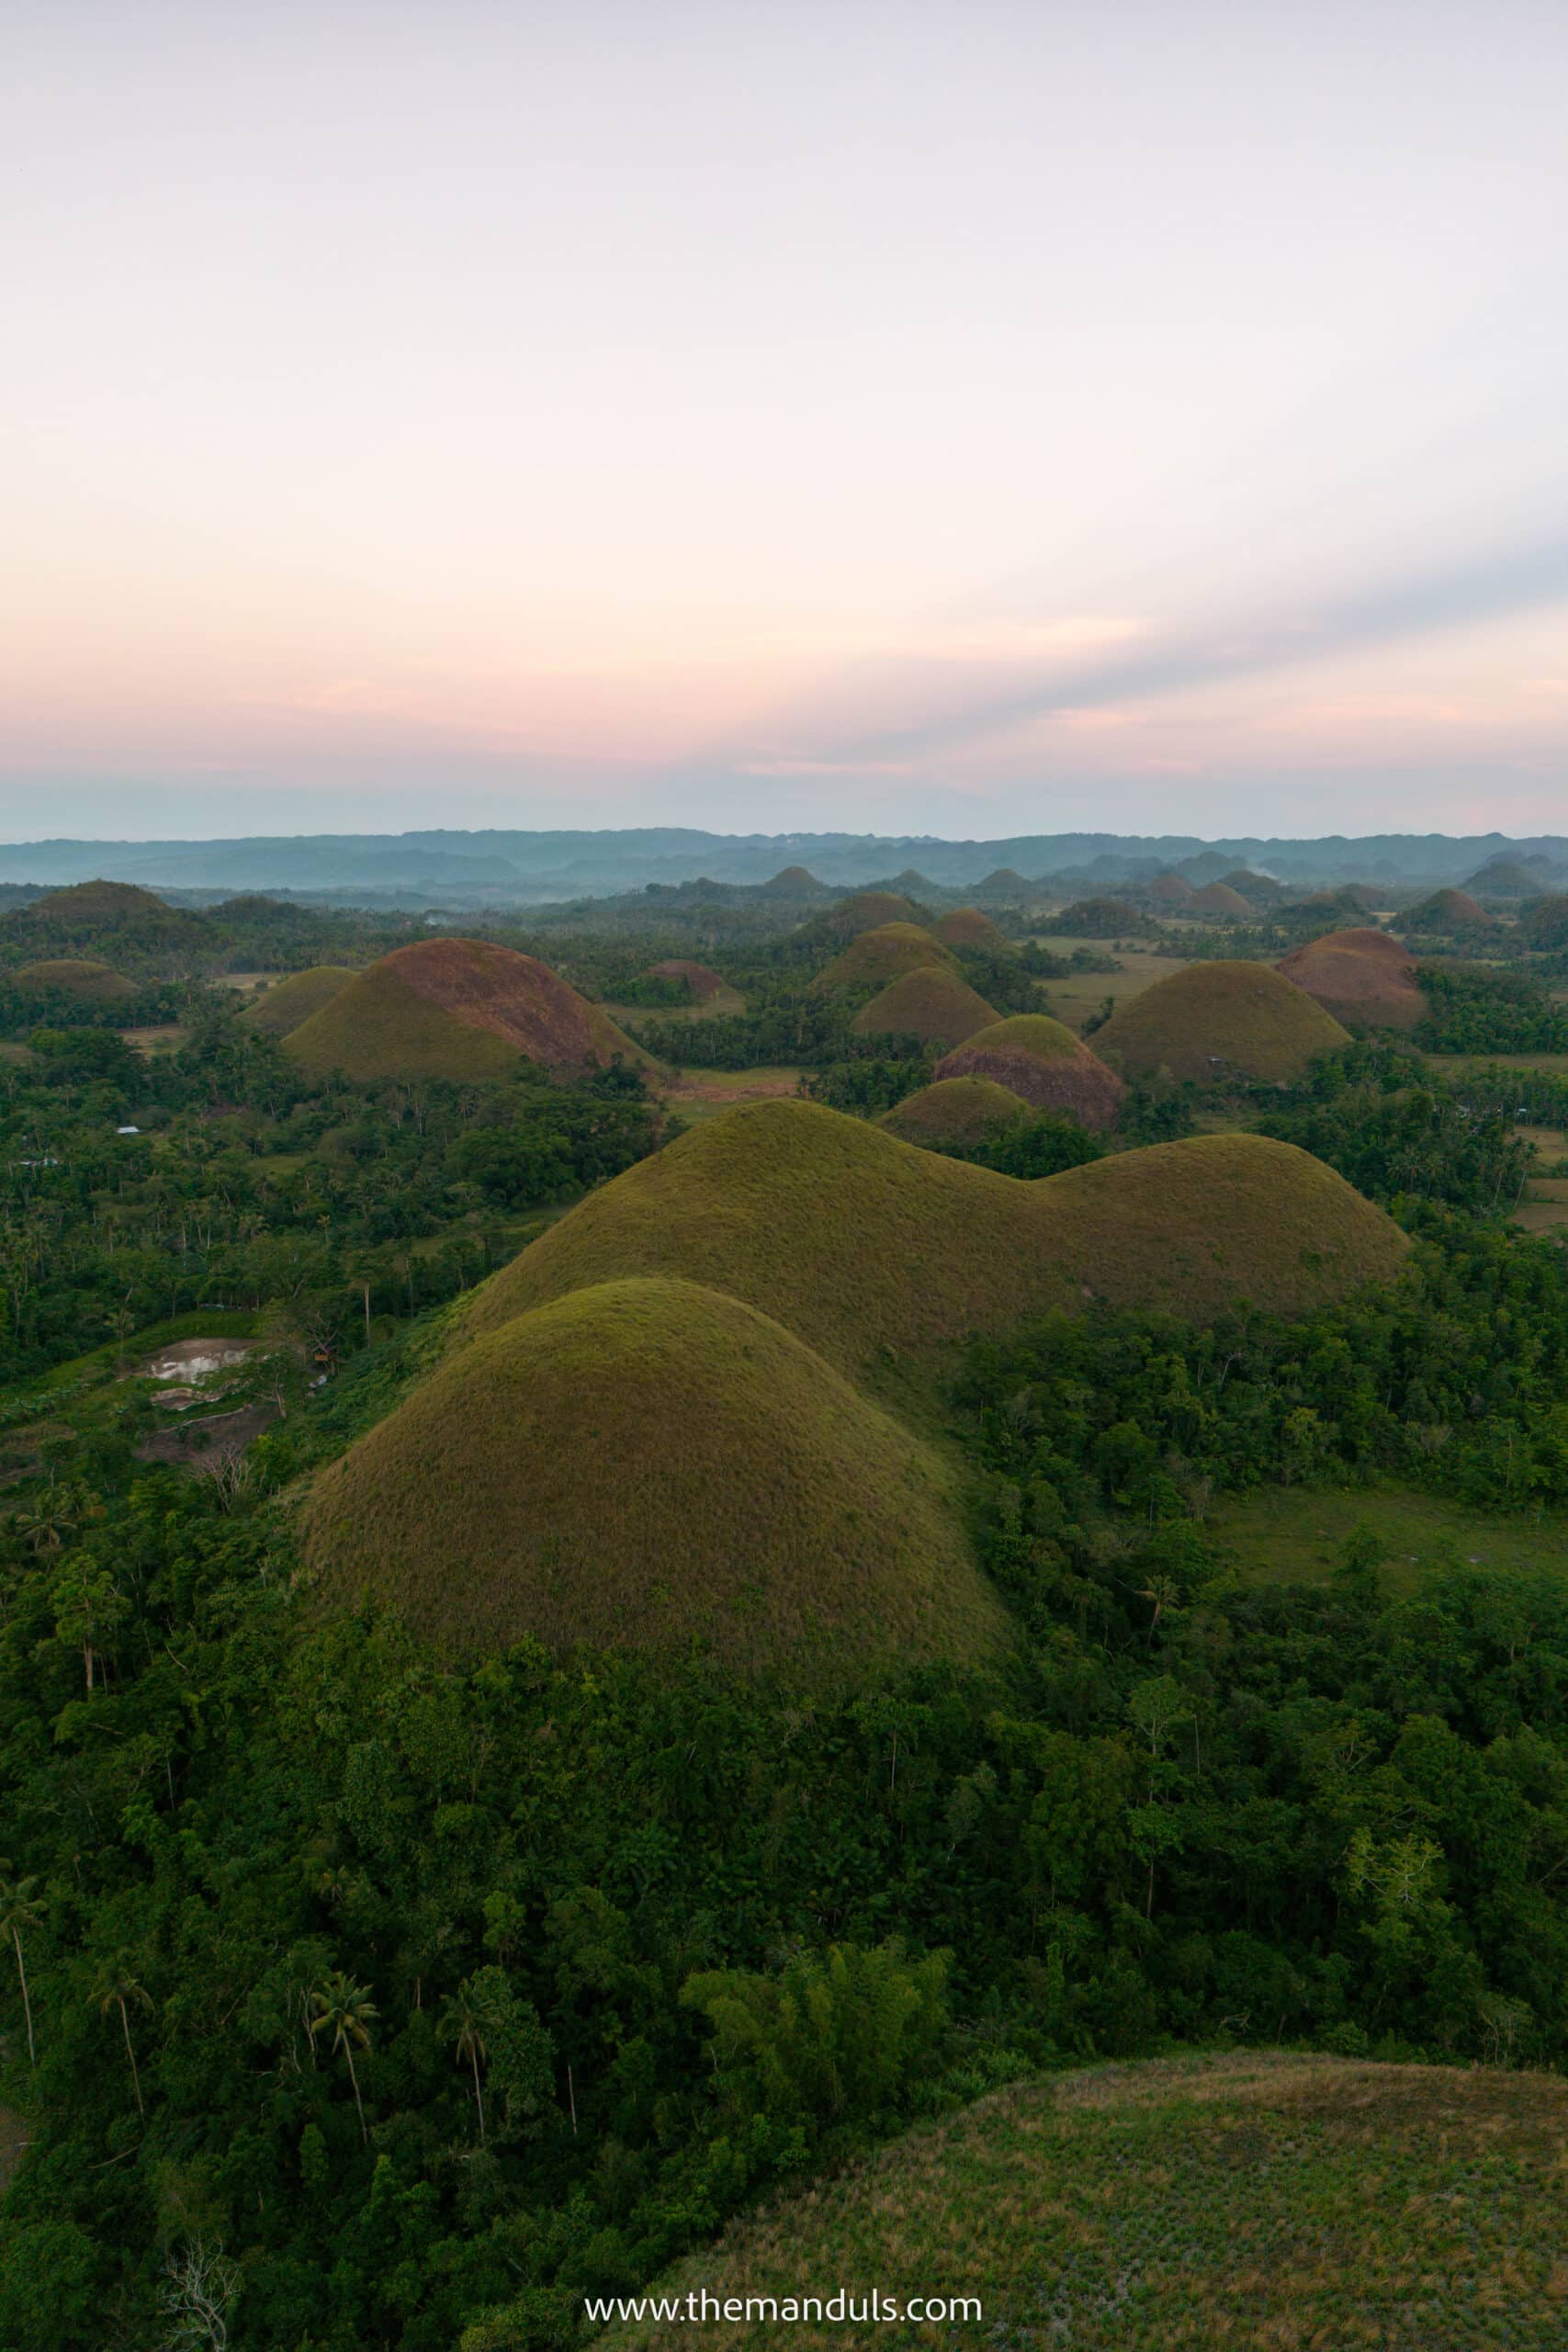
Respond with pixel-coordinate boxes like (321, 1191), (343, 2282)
(307, 1971), (378, 2145)
(93, 1954), (152, 2116)
(11, 1485), (76, 1557)
(440, 1978), (489, 2143)
(0, 1864), (42, 2065)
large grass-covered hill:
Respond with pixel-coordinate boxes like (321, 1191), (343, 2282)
(1092, 959), (1350, 1083)
(1277, 926), (1426, 1030)
(933, 1013), (1124, 1127)
(849, 967), (998, 1046)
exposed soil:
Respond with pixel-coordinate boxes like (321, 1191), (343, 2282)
(134, 1338), (256, 1382)
(136, 1400), (279, 1470)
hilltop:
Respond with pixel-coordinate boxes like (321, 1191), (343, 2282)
(1188, 878), (1254, 916)
(10, 956), (138, 1001)
(850, 967), (998, 1047)
(1148, 872), (1195, 904)
(802, 890), (922, 941)
(284, 936), (650, 1080)
(598, 2052), (1568, 2352)
(1277, 926), (1425, 1031)
(934, 1013), (1124, 1127)
(460, 1100), (1407, 1376)
(880, 1075), (1029, 1145)
(299, 1275), (1005, 1681)
(932, 905), (1006, 949)
(1407, 886), (1495, 929)
(242, 965), (356, 1035)
(6, 876), (209, 962)
(759, 865), (823, 896)
(812, 922), (959, 993)
(1092, 960), (1350, 1083)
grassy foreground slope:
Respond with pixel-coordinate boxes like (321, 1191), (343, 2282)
(599, 2052), (1568, 2352)
(285, 936), (649, 1080)
(299, 1275), (1004, 1679)
(241, 963), (356, 1035)
(461, 1102), (1407, 1374)
(1093, 959), (1350, 1083)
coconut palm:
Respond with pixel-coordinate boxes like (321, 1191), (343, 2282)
(0, 1863), (42, 2065)
(307, 1970), (378, 2145)
(440, 1977), (489, 2143)
(93, 1953), (153, 2116)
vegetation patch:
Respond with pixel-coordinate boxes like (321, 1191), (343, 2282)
(300, 1274), (1005, 1679)
(599, 2052), (1568, 2352)
(241, 964), (356, 1035)
(284, 937), (651, 1082)
(850, 967), (998, 1047)
(461, 1101), (1407, 1375)
(1211, 1481), (1568, 1593)
(1093, 959), (1350, 1084)
(934, 1013), (1125, 1127)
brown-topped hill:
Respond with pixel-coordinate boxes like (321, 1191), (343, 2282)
(1189, 880), (1255, 917)
(934, 1014), (1124, 1128)
(1149, 873), (1197, 905)
(11, 957), (138, 1001)
(284, 937), (651, 1081)
(851, 967), (999, 1047)
(1406, 888), (1495, 931)
(805, 890), (922, 941)
(759, 865), (823, 897)
(646, 958), (727, 1001)
(243, 966), (356, 1036)
(1276, 927), (1425, 1032)
(1093, 961), (1350, 1084)
(933, 906), (1007, 949)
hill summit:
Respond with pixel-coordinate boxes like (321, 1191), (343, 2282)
(1093, 961), (1349, 1083)
(284, 937), (649, 1081)
(934, 1014), (1124, 1127)
(1276, 927), (1425, 1031)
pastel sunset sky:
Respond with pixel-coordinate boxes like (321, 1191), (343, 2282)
(5, 0), (1566, 839)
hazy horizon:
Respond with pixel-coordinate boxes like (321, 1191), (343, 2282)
(6, 0), (1566, 840)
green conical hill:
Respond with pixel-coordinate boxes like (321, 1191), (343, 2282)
(1093, 961), (1349, 1083)
(299, 1275), (1004, 1682)
(242, 966), (356, 1036)
(933, 906), (1007, 949)
(851, 967), (998, 1046)
(11, 957), (137, 1001)
(460, 1100), (1407, 1376)
(813, 923), (959, 992)
(802, 891), (922, 941)
(880, 1076), (1029, 1145)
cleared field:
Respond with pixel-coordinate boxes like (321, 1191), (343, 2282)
(1026, 938), (1191, 1033)
(664, 1067), (804, 1123)
(609, 984), (745, 1023)
(122, 1023), (188, 1055)
(1209, 1481), (1568, 1590)
(598, 2052), (1568, 2352)
(1432, 1052), (1568, 1078)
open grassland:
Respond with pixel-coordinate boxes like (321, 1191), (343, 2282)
(299, 1274), (1006, 1680)
(1026, 938), (1190, 1031)
(599, 2052), (1568, 2352)
(459, 1102), (1408, 1377)
(1433, 1052), (1568, 1078)
(664, 1067), (804, 1123)
(1209, 1482), (1568, 1592)
(1093, 960), (1350, 1084)
(241, 963), (356, 1035)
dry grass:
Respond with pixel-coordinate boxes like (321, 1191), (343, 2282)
(460, 1102), (1409, 1378)
(880, 1076), (1030, 1145)
(934, 1014), (1125, 1127)
(803, 892), (923, 941)
(241, 965), (357, 1036)
(10, 956), (138, 1001)
(599, 2052), (1568, 2351)
(1188, 879), (1255, 915)
(299, 1274), (1006, 1681)
(851, 967), (999, 1046)
(285, 937), (652, 1081)
(933, 907), (1006, 949)
(1093, 961), (1351, 1085)
(1277, 928), (1426, 1032)
(813, 925), (959, 994)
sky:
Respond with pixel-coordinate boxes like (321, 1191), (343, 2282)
(3, 0), (1567, 842)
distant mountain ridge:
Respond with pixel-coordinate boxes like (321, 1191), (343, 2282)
(2, 827), (1565, 905)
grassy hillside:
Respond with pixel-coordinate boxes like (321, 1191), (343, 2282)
(1407, 887), (1495, 929)
(803, 891), (921, 940)
(598, 2052), (1568, 2351)
(813, 923), (958, 993)
(850, 967), (998, 1046)
(10, 956), (138, 1001)
(1188, 878), (1254, 915)
(460, 1101), (1408, 1375)
(241, 964), (356, 1035)
(284, 936), (650, 1081)
(880, 1075), (1029, 1145)
(933, 905), (1006, 949)
(299, 1274), (1005, 1679)
(934, 1012), (1124, 1126)
(1093, 959), (1351, 1083)
(1278, 927), (1426, 1031)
